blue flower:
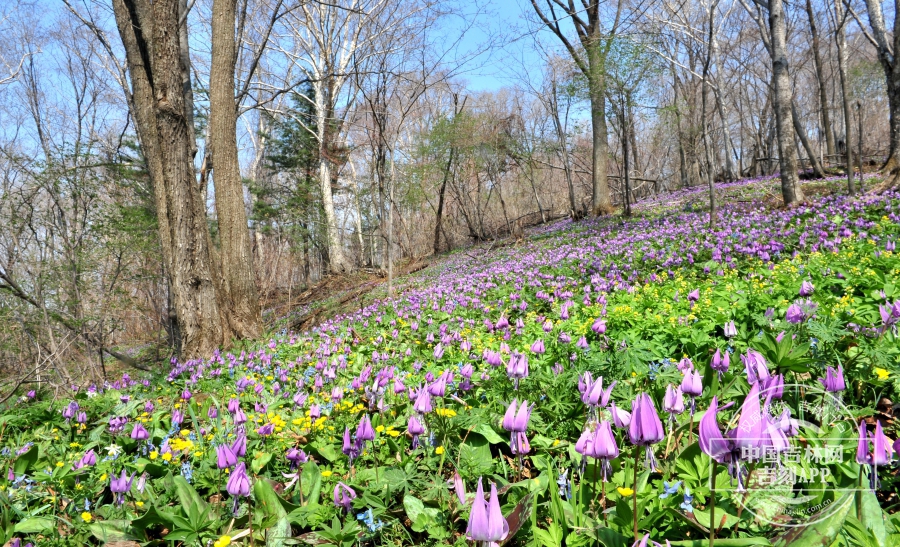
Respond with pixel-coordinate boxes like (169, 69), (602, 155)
(659, 480), (681, 499)
(680, 487), (694, 513)
(557, 469), (572, 500)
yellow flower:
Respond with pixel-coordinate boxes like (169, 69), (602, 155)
(100, 473), (108, 481)
(56, 461), (64, 468)
(435, 446), (445, 455)
(874, 368), (890, 380)
(214, 535), (232, 547)
(387, 430), (400, 437)
(81, 512), (92, 523)
(375, 425), (385, 433)
(617, 487), (634, 497)
(149, 451), (159, 460)
(436, 408), (457, 418)
(135, 501), (144, 507)
(162, 452), (173, 462)
(321, 470), (333, 478)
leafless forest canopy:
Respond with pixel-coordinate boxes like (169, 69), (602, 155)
(0, 0), (896, 388)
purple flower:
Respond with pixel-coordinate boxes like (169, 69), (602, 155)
(818, 365), (845, 393)
(227, 398), (240, 414)
(785, 303), (805, 324)
(286, 447), (308, 469)
(741, 350), (770, 385)
(530, 339), (545, 354)
(711, 349), (730, 378)
(110, 469), (135, 505)
(590, 420), (619, 481)
(75, 449), (96, 469)
(433, 343), (445, 360)
(506, 353), (529, 389)
(334, 482), (356, 512)
(226, 462), (251, 497)
(501, 399), (532, 433)
(216, 444), (238, 469)
(629, 393), (664, 446)
(62, 401), (78, 421)
(230, 432), (247, 458)
(181, 389), (192, 401)
(610, 401), (632, 428)
(681, 370), (702, 397)
(257, 423), (275, 436)
(591, 318), (607, 334)
(356, 414), (375, 442)
(408, 415), (425, 448)
(723, 321), (737, 338)
(687, 289), (700, 302)
(413, 384), (433, 414)
(208, 406), (218, 419)
(583, 375), (616, 408)
(466, 478), (509, 543)
(799, 281), (814, 297)
(663, 385), (685, 415)
(452, 471), (466, 505)
(699, 397), (732, 464)
(130, 423), (149, 441)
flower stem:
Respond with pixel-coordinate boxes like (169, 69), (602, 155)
(633, 445), (639, 542)
(709, 460), (717, 547)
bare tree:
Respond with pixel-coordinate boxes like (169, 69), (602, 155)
(110, 0), (227, 357)
(739, 0), (805, 205)
(209, 0), (262, 339)
(528, 0), (626, 215)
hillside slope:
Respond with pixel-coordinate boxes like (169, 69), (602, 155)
(2, 175), (899, 547)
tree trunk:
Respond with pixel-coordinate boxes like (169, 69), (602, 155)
(672, 67), (689, 188)
(703, 2), (717, 227)
(550, 81), (577, 216)
(587, 40), (612, 215)
(433, 154), (451, 254)
(209, 0), (261, 340)
(834, 0), (855, 194)
(315, 79), (351, 274)
(805, 0), (835, 158)
(768, 0), (804, 205)
(791, 102), (827, 178)
(710, 31), (736, 181)
(861, 0), (900, 186)
(111, 0), (226, 358)
(622, 101), (632, 217)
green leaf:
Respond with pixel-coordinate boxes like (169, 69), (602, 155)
(856, 490), (888, 547)
(173, 475), (207, 514)
(14, 516), (55, 534)
(89, 520), (142, 542)
(403, 494), (427, 524)
(311, 440), (339, 462)
(532, 522), (563, 547)
(301, 461), (322, 505)
(595, 528), (632, 547)
(13, 444), (38, 474)
(772, 492), (853, 547)
(254, 478), (292, 547)
(474, 423), (505, 444)
(669, 540), (771, 547)
(252, 451), (273, 474)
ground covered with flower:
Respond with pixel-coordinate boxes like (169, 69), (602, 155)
(3, 176), (900, 547)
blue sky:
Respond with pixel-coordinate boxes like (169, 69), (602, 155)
(448, 0), (550, 92)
